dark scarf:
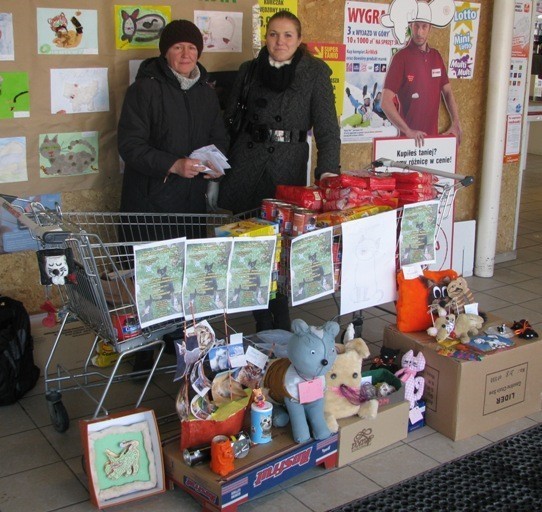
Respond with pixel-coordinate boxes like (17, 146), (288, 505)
(257, 46), (303, 92)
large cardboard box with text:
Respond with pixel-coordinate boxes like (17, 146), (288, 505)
(336, 400), (409, 467)
(383, 321), (542, 441)
(163, 427), (337, 510)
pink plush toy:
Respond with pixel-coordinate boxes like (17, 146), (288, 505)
(395, 350), (425, 409)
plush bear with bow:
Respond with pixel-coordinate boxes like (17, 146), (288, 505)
(263, 318), (339, 443)
(395, 350), (425, 409)
(324, 331), (378, 433)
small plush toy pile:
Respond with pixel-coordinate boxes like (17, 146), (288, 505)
(427, 307), (485, 343)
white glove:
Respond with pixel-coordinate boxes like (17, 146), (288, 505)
(206, 181), (219, 212)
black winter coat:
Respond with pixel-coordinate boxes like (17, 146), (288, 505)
(118, 57), (227, 215)
(218, 50), (341, 215)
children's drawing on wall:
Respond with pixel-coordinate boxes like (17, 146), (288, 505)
(37, 8), (98, 55)
(339, 210), (397, 315)
(114, 5), (170, 50)
(227, 237), (276, 314)
(194, 11), (243, 52)
(183, 238), (232, 319)
(129, 59), (144, 85)
(39, 132), (99, 178)
(0, 72), (29, 119)
(0, 193), (60, 254)
(290, 227), (334, 307)
(50, 68), (109, 114)
(0, 13), (14, 60)
(399, 200), (439, 267)
(0, 137), (27, 183)
(134, 237), (186, 328)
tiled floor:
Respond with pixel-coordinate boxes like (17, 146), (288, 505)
(1, 154), (542, 512)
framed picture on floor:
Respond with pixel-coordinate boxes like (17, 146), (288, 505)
(79, 408), (165, 509)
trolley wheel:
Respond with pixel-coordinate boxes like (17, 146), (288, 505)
(46, 392), (70, 433)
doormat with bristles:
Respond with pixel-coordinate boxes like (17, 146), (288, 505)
(329, 423), (542, 512)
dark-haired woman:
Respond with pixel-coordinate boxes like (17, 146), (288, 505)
(218, 11), (340, 331)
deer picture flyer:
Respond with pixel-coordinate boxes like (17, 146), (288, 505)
(290, 227), (334, 307)
(133, 237), (186, 328)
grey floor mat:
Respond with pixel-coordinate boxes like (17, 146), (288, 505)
(329, 423), (542, 512)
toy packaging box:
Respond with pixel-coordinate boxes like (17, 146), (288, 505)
(383, 314), (542, 440)
(335, 400), (410, 467)
(408, 400), (426, 432)
(163, 427), (337, 511)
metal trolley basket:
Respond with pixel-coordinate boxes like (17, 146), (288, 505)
(0, 195), (236, 432)
(276, 158), (474, 325)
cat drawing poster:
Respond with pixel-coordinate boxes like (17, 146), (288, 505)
(227, 237), (276, 313)
(183, 238), (232, 319)
(134, 237), (186, 328)
(39, 132), (99, 178)
(340, 209), (397, 315)
(114, 5), (171, 50)
(289, 227), (334, 307)
(37, 8), (98, 55)
(50, 68), (109, 114)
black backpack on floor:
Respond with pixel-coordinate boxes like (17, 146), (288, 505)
(0, 296), (40, 405)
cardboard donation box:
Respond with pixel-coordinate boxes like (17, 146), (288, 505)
(336, 400), (409, 467)
(383, 318), (542, 441)
(163, 427), (338, 511)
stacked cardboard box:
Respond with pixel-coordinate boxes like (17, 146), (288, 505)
(383, 315), (542, 440)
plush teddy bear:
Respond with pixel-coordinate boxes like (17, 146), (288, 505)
(263, 318), (339, 443)
(324, 334), (378, 433)
(446, 276), (476, 314)
(395, 350), (426, 409)
(427, 312), (484, 343)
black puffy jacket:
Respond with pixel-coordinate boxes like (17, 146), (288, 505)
(118, 57), (227, 214)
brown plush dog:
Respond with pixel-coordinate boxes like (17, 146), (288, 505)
(427, 312), (484, 343)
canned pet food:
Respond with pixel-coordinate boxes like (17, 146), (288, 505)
(261, 198), (281, 221)
(292, 208), (318, 236)
(111, 313), (141, 341)
(275, 202), (294, 234)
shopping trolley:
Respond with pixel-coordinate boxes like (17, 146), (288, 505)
(276, 158), (474, 331)
(0, 194), (236, 432)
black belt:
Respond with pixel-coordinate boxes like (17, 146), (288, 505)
(246, 122), (307, 143)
